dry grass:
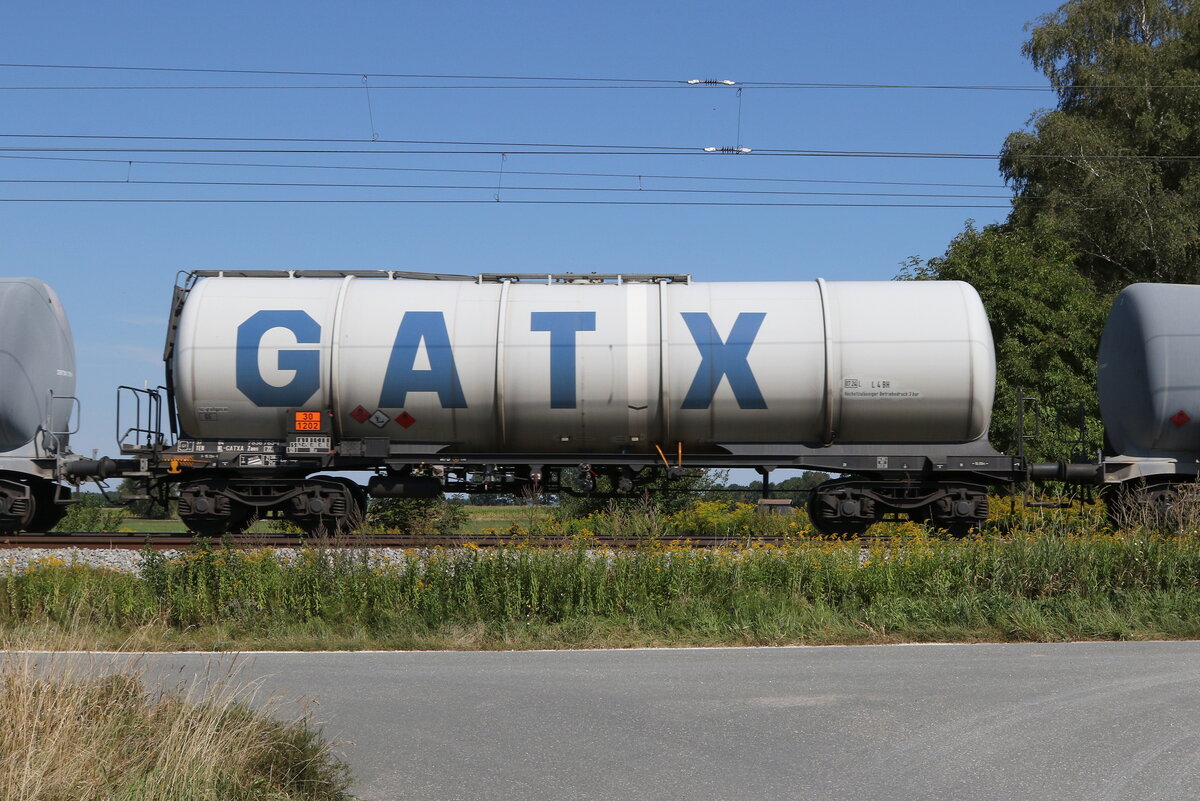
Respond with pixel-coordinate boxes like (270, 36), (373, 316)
(0, 634), (352, 801)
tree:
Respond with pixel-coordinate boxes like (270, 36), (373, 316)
(365, 497), (467, 535)
(1002, 0), (1200, 290)
(914, 2), (1200, 461)
(901, 221), (1108, 461)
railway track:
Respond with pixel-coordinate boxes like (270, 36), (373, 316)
(0, 532), (801, 550)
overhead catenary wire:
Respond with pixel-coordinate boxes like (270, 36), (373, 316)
(0, 62), (688, 83)
(0, 64), (1151, 217)
(0, 84), (776, 90)
(0, 133), (1195, 161)
(0, 84), (1073, 90)
(1, 174), (1135, 203)
(0, 132), (699, 151)
(0, 145), (999, 157)
(0, 153), (1009, 189)
(1, 61), (1195, 91)
(0, 177), (1016, 199)
(0, 198), (1014, 207)
(0, 62), (1155, 216)
(0, 145), (1195, 161)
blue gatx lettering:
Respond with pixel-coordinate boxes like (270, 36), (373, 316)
(379, 311), (468, 408)
(235, 308), (766, 413)
(235, 310), (322, 407)
(680, 312), (767, 410)
(530, 311), (596, 409)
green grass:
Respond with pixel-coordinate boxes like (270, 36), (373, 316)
(6, 524), (1200, 651)
(110, 517), (188, 533)
(455, 505), (555, 536)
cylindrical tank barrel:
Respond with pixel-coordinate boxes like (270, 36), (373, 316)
(0, 278), (76, 454)
(172, 276), (995, 453)
(1099, 282), (1200, 457)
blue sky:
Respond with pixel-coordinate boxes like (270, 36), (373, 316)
(1, 0), (1059, 460)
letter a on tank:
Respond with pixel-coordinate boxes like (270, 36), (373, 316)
(236, 310), (322, 407)
(379, 311), (468, 408)
(680, 312), (767, 410)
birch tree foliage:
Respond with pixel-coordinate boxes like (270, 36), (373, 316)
(1002, 0), (1200, 289)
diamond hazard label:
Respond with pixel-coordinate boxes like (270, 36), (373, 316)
(395, 411), (416, 428)
(1171, 409), (1191, 427)
(369, 410), (390, 428)
(350, 405), (370, 424)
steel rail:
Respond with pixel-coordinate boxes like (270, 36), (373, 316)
(0, 531), (818, 550)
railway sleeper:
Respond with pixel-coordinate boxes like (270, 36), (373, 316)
(807, 479), (990, 537)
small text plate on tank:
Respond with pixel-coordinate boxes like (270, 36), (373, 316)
(841, 378), (922, 400)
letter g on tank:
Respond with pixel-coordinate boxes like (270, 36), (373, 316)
(235, 310), (321, 407)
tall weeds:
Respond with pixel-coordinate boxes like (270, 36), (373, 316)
(5, 524), (1200, 649)
(50, 504), (126, 533)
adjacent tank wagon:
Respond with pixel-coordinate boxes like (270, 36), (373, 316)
(121, 270), (1023, 536)
(0, 278), (79, 531)
(1035, 283), (1200, 524)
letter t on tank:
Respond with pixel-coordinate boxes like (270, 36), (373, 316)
(530, 311), (596, 409)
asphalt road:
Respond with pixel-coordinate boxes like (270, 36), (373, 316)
(29, 642), (1200, 800)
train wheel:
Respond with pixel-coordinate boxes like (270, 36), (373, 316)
(918, 491), (988, 537)
(27, 482), (67, 532)
(0, 481), (37, 533)
(177, 481), (258, 537)
(330, 477), (368, 525)
(286, 477), (361, 537)
(806, 487), (872, 537)
(182, 513), (248, 537)
(0, 508), (35, 533)
(179, 499), (253, 537)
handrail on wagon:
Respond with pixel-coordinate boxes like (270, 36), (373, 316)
(189, 269), (477, 280)
(187, 269), (691, 284)
(477, 273), (691, 284)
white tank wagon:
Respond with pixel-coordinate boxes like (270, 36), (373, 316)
(0, 278), (82, 531)
(123, 271), (1025, 536)
(174, 274), (995, 448)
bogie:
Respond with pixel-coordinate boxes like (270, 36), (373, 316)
(0, 479), (36, 533)
(177, 476), (367, 537)
(808, 479), (989, 537)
